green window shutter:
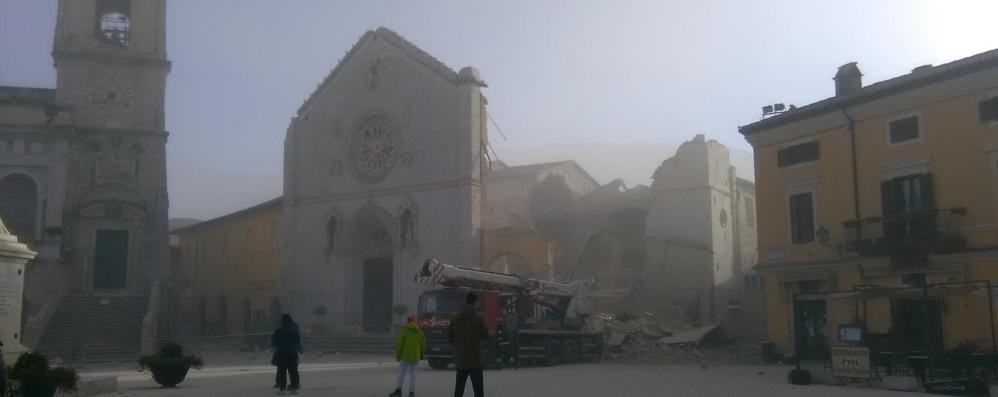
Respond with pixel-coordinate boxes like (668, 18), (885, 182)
(918, 173), (937, 236)
(880, 180), (896, 216)
(918, 173), (935, 211)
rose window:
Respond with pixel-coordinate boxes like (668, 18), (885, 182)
(350, 116), (398, 182)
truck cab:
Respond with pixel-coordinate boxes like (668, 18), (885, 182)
(417, 288), (471, 369)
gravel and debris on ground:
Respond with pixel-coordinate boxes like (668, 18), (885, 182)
(589, 311), (761, 367)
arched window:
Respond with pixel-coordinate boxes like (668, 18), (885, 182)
(96, 0), (130, 47)
(0, 174), (38, 243)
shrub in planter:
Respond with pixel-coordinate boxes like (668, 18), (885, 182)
(138, 342), (204, 388)
(8, 352), (79, 397)
(787, 368), (812, 385)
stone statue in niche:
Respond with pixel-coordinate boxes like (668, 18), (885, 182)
(325, 215), (337, 258)
(399, 209), (415, 249)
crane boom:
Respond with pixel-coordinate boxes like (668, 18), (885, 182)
(415, 258), (598, 317)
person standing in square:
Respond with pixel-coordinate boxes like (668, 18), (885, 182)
(448, 292), (488, 397)
(389, 315), (426, 397)
(272, 314), (302, 394)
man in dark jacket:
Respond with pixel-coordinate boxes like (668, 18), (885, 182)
(272, 314), (302, 394)
(447, 292), (488, 397)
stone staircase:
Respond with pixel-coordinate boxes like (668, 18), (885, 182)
(304, 336), (395, 354)
(38, 294), (149, 363)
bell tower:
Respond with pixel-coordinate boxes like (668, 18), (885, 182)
(51, 0), (170, 292)
(53, 0), (169, 130)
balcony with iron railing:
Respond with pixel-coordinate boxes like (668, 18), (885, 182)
(841, 207), (967, 257)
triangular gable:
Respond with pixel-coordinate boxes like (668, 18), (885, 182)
(297, 27), (462, 116)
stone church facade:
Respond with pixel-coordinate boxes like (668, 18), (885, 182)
(283, 28), (487, 334)
(0, 0), (169, 353)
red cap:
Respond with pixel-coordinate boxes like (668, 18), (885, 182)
(407, 315), (416, 323)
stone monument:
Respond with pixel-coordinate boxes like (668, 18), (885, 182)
(0, 216), (35, 360)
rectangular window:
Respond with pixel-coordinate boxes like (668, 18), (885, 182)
(880, 173), (936, 241)
(888, 116), (920, 144)
(789, 192), (814, 244)
(777, 141), (819, 167)
(745, 198), (756, 227)
(981, 96), (998, 123)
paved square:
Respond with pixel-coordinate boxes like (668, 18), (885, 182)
(90, 357), (920, 397)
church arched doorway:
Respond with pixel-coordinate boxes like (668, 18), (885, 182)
(352, 211), (395, 334)
(0, 173), (38, 243)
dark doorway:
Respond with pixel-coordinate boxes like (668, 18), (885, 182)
(895, 299), (943, 352)
(362, 257), (393, 333)
(93, 229), (128, 289)
(794, 299), (828, 359)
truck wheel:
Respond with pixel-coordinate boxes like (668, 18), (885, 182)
(562, 339), (580, 364)
(428, 358), (450, 370)
(545, 340), (561, 367)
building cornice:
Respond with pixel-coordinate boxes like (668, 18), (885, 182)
(744, 68), (998, 148)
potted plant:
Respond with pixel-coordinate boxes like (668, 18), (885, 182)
(7, 352), (79, 397)
(138, 342), (204, 388)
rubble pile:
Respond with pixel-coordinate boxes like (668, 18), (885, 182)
(589, 312), (760, 366)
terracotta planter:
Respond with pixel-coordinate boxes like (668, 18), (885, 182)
(150, 364), (191, 388)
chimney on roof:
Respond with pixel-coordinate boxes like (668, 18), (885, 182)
(834, 62), (863, 97)
(911, 64), (933, 74)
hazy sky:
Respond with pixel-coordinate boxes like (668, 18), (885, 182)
(2, 0), (997, 219)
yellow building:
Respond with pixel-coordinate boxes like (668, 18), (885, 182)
(740, 49), (998, 359)
(171, 198), (283, 337)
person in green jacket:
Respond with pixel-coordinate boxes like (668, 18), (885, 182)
(390, 315), (426, 397)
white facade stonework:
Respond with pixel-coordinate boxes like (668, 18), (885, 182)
(283, 28), (487, 334)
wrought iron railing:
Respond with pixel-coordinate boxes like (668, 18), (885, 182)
(842, 207), (967, 256)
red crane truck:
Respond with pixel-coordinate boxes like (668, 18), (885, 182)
(414, 258), (606, 369)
